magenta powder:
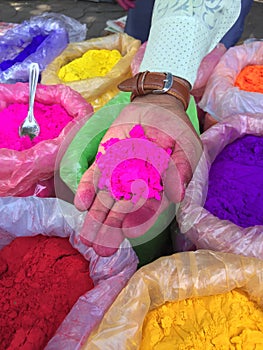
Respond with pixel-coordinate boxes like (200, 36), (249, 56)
(0, 102), (73, 151)
(96, 125), (172, 203)
(204, 135), (263, 228)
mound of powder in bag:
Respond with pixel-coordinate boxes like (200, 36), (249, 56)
(58, 49), (122, 82)
(0, 235), (94, 350)
(140, 289), (263, 350)
(235, 64), (263, 93)
(0, 34), (48, 72)
(204, 134), (263, 227)
(0, 101), (73, 151)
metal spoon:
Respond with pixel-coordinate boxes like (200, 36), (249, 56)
(19, 62), (40, 139)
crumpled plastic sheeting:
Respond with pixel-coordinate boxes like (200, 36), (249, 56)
(0, 20), (69, 83)
(191, 43), (227, 101)
(41, 33), (141, 111)
(28, 12), (87, 43)
(199, 40), (263, 120)
(0, 196), (138, 350)
(130, 41), (147, 76)
(83, 250), (263, 350)
(176, 114), (263, 260)
(0, 82), (93, 197)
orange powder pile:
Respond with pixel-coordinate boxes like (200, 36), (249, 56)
(234, 64), (263, 93)
(140, 289), (263, 350)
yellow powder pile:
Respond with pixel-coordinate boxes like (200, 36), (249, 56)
(58, 49), (122, 82)
(140, 289), (263, 350)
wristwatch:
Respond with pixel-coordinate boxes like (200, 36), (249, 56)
(118, 71), (191, 110)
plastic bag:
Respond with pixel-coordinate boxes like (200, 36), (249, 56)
(28, 12), (87, 43)
(41, 33), (141, 111)
(0, 196), (138, 350)
(83, 249), (263, 349)
(130, 41), (147, 76)
(0, 19), (69, 83)
(0, 82), (93, 197)
(176, 113), (263, 259)
(199, 40), (263, 120)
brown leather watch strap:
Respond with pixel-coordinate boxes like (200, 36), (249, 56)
(118, 71), (190, 110)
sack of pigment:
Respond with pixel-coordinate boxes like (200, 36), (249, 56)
(82, 250), (263, 349)
(0, 18), (69, 83)
(0, 82), (93, 197)
(176, 113), (263, 259)
(41, 33), (141, 111)
(199, 40), (263, 121)
(0, 196), (138, 350)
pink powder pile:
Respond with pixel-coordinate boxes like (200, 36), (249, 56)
(0, 102), (73, 151)
(96, 125), (172, 203)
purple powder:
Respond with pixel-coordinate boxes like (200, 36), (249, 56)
(0, 34), (48, 71)
(204, 135), (263, 228)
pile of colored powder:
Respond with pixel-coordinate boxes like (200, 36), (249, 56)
(0, 101), (73, 151)
(58, 49), (122, 82)
(0, 34), (48, 72)
(234, 64), (263, 93)
(140, 289), (263, 350)
(96, 125), (172, 203)
(0, 235), (94, 350)
(204, 135), (263, 227)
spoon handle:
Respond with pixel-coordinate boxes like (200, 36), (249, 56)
(28, 63), (39, 123)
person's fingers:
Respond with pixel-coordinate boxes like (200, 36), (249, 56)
(122, 195), (169, 239)
(79, 190), (115, 246)
(74, 162), (99, 211)
(92, 200), (134, 256)
(164, 142), (192, 203)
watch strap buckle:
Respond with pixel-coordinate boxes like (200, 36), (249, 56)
(152, 72), (173, 94)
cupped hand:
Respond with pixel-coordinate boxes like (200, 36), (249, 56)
(116, 0), (135, 10)
(74, 94), (202, 256)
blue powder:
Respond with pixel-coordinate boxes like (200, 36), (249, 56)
(0, 34), (48, 71)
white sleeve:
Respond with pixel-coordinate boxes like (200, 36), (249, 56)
(139, 0), (241, 86)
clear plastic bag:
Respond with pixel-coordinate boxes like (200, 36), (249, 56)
(0, 82), (93, 196)
(83, 249), (263, 349)
(199, 40), (263, 120)
(28, 12), (87, 43)
(0, 19), (69, 83)
(0, 196), (138, 349)
(41, 33), (141, 111)
(176, 113), (263, 259)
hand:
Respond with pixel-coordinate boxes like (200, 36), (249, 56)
(116, 0), (135, 10)
(74, 94), (202, 256)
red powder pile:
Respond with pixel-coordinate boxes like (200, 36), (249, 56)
(0, 102), (73, 151)
(96, 125), (172, 203)
(0, 235), (94, 350)
(234, 64), (263, 93)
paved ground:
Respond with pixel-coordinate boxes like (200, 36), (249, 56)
(0, 0), (262, 42)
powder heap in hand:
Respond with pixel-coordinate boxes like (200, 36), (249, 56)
(96, 125), (172, 203)
(58, 49), (122, 82)
(234, 64), (263, 93)
(204, 135), (263, 228)
(0, 235), (94, 350)
(140, 289), (263, 350)
(0, 101), (73, 151)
